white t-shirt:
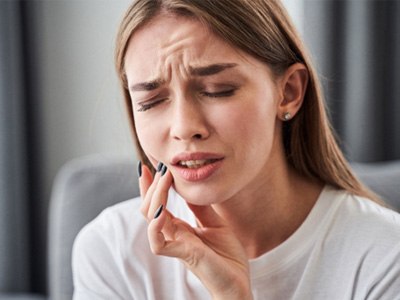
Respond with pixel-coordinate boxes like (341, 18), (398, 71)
(72, 186), (400, 299)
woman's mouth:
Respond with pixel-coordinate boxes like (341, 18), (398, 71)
(171, 153), (224, 182)
(178, 159), (220, 169)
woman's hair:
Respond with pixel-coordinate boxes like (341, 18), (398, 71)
(115, 0), (379, 201)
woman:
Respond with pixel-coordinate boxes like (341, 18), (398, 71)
(72, 0), (400, 299)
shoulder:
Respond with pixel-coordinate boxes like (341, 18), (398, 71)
(72, 196), (147, 268)
(72, 197), (147, 297)
(72, 189), (195, 271)
(308, 187), (400, 298)
(321, 187), (400, 243)
(73, 196), (146, 260)
(336, 191), (400, 298)
(313, 187), (400, 267)
(332, 188), (400, 235)
(72, 191), (199, 298)
(320, 187), (400, 271)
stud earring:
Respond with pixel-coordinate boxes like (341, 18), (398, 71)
(283, 112), (292, 121)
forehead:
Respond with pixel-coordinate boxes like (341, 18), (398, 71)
(124, 13), (256, 82)
(130, 13), (211, 51)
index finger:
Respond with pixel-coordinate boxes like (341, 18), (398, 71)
(147, 168), (173, 221)
(138, 161), (153, 197)
(139, 162), (160, 217)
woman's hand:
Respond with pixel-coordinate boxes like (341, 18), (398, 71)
(139, 163), (253, 300)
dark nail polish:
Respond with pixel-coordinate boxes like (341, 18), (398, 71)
(137, 161), (142, 177)
(154, 204), (163, 219)
(161, 164), (168, 176)
(156, 162), (164, 172)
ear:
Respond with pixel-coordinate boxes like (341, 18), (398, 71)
(277, 63), (308, 121)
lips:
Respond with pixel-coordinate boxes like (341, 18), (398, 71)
(172, 152), (224, 166)
(178, 159), (220, 169)
(171, 152), (224, 181)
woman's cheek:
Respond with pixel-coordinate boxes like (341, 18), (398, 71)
(135, 117), (165, 162)
(216, 104), (253, 141)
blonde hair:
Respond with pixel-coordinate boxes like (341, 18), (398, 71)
(115, 0), (379, 201)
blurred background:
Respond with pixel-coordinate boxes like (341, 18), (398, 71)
(0, 0), (399, 298)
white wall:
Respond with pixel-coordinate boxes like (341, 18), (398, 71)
(282, 0), (304, 34)
(29, 2), (134, 290)
(32, 0), (134, 201)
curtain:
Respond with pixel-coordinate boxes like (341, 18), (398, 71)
(303, 0), (400, 162)
(0, 0), (31, 293)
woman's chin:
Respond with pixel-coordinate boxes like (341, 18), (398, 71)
(172, 181), (224, 206)
(177, 190), (217, 206)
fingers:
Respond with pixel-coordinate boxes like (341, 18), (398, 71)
(138, 161), (225, 233)
(138, 161), (201, 264)
(148, 211), (199, 262)
(147, 204), (168, 253)
(138, 161), (153, 196)
(138, 161), (182, 246)
(147, 167), (172, 220)
(138, 161), (173, 221)
(138, 162), (156, 216)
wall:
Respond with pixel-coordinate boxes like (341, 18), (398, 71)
(27, 0), (133, 291)
(283, 0), (304, 33)
(32, 0), (134, 197)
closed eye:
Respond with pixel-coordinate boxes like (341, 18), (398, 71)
(137, 98), (167, 112)
(136, 88), (237, 111)
(201, 89), (236, 98)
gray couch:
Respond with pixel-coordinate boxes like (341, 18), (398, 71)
(3, 155), (399, 300)
(48, 156), (140, 300)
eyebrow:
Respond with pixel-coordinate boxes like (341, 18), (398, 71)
(130, 79), (164, 92)
(189, 63), (238, 76)
(129, 63), (238, 92)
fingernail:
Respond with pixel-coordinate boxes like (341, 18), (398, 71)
(161, 164), (168, 176)
(154, 204), (163, 219)
(156, 162), (164, 172)
(137, 161), (142, 177)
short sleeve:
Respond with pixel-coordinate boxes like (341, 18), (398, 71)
(363, 242), (400, 300)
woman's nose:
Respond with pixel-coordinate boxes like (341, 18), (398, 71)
(169, 99), (210, 141)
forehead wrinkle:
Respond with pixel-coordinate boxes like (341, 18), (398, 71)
(145, 31), (190, 83)
(157, 35), (202, 82)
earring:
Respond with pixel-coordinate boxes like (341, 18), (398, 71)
(283, 112), (292, 121)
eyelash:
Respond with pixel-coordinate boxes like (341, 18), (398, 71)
(137, 99), (166, 112)
(136, 89), (237, 112)
(201, 89), (236, 98)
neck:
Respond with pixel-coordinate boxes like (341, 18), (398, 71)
(212, 162), (323, 259)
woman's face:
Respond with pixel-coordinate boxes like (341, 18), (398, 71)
(124, 14), (286, 205)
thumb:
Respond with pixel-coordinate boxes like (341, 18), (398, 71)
(147, 210), (201, 265)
